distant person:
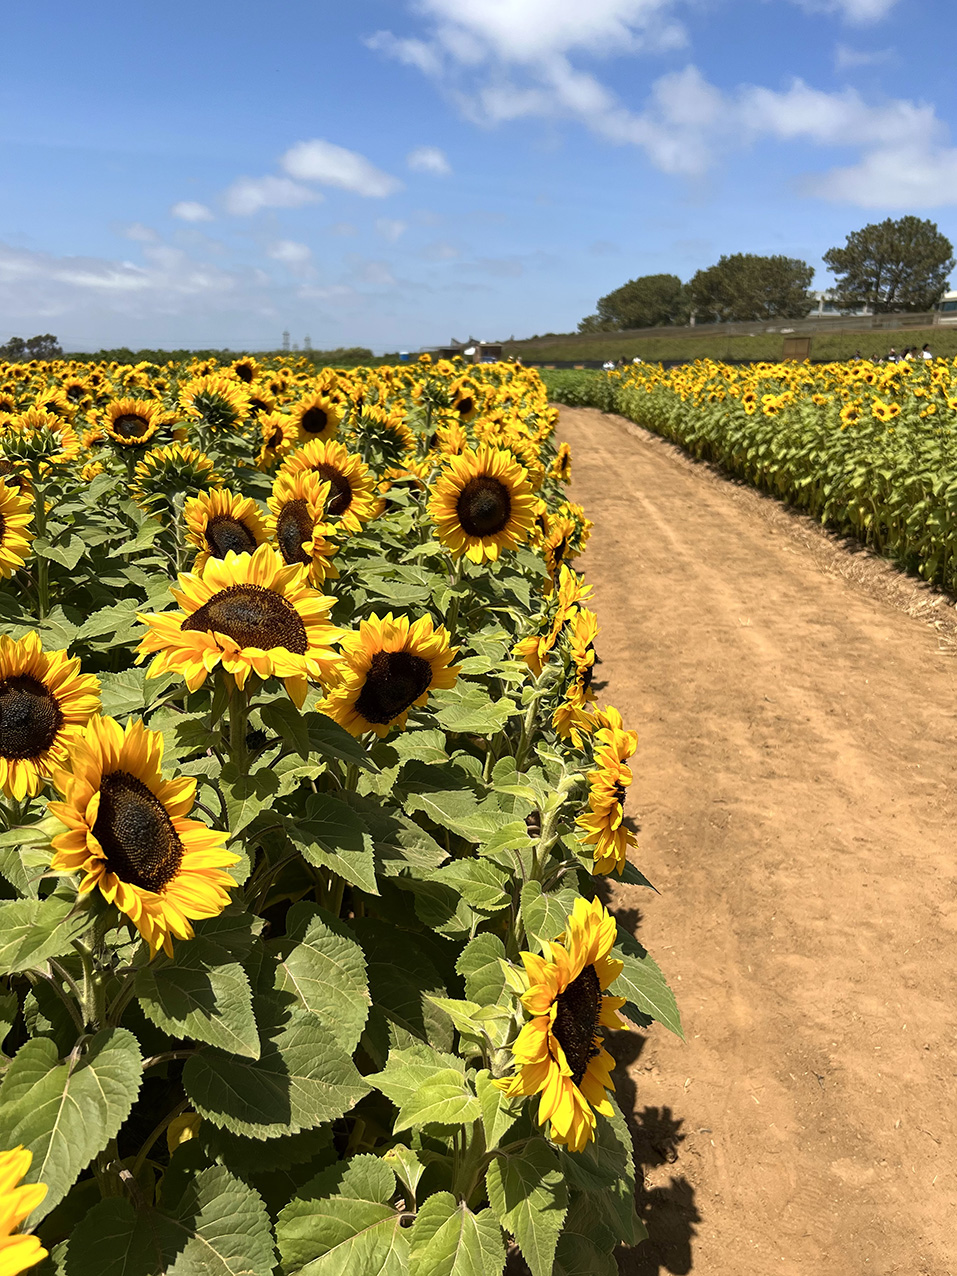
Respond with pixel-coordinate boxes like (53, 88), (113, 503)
(853, 350), (862, 361)
(602, 359), (615, 371)
(921, 343), (932, 360)
(887, 347), (898, 362)
(904, 347), (915, 360)
(632, 356), (643, 364)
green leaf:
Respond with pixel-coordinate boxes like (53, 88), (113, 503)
(486, 1138), (568, 1276)
(97, 668), (176, 718)
(455, 934), (507, 1008)
(382, 1144), (426, 1205)
(424, 997), (485, 1039)
(136, 956), (259, 1059)
(0, 898), (88, 975)
(32, 535), (86, 570)
(519, 882), (578, 950)
(351, 918), (451, 1050)
(0, 1029), (142, 1224)
(76, 600), (140, 642)
(61, 1165), (274, 1276)
(370, 1042), (480, 1133)
(474, 1070), (521, 1151)
(430, 685), (517, 734)
(183, 1008), (368, 1139)
(277, 1154), (408, 1276)
(306, 712), (379, 772)
(391, 728), (448, 766)
(434, 860), (508, 912)
(553, 1193), (620, 1276)
(409, 1192), (505, 1276)
(268, 903), (370, 1054)
(558, 1098), (641, 1244)
(613, 929), (683, 1038)
(404, 789), (512, 843)
(285, 794), (377, 895)
(261, 697), (311, 758)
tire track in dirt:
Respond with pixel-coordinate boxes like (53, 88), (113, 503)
(556, 407), (957, 1276)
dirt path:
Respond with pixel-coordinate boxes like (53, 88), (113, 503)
(558, 407), (957, 1276)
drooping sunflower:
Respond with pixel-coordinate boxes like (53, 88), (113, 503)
(428, 445), (538, 564)
(178, 373), (251, 433)
(495, 896), (626, 1152)
(450, 377), (481, 423)
(576, 708), (638, 875)
(102, 397), (161, 447)
(0, 633), (101, 801)
(183, 489), (272, 574)
(0, 485), (34, 580)
(278, 439), (379, 535)
(542, 516), (577, 590)
(514, 565), (592, 677)
(0, 1146), (47, 1275)
(290, 391), (340, 445)
(552, 608), (599, 748)
(320, 613), (459, 737)
(49, 717), (238, 959)
(136, 543), (342, 707)
(130, 444), (224, 520)
(255, 412), (299, 471)
(550, 442), (572, 483)
(267, 470), (338, 586)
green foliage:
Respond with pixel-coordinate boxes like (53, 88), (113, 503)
(690, 253), (814, 322)
(823, 216), (954, 313)
(579, 273), (690, 333)
(0, 356), (680, 1274)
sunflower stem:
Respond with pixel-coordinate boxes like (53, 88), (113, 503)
(452, 1120), (487, 1205)
(32, 478), (49, 621)
(227, 682), (250, 775)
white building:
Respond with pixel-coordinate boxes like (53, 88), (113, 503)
(808, 291), (872, 317)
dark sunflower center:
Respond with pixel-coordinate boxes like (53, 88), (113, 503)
(204, 514), (258, 559)
(0, 674), (64, 760)
(613, 780), (627, 806)
(552, 537), (568, 568)
(582, 662), (594, 692)
(301, 406), (329, 434)
(353, 649), (433, 724)
(113, 413), (151, 439)
(316, 463), (352, 517)
(267, 428), (284, 449)
(552, 962), (602, 1086)
(250, 397), (270, 414)
(456, 476), (511, 538)
(276, 500), (314, 566)
(235, 364), (254, 383)
(0, 512), (6, 539)
(456, 397), (474, 417)
(182, 584), (308, 654)
(93, 770), (184, 893)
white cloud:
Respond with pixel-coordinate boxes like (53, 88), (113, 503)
(171, 200), (215, 223)
(280, 139), (401, 197)
(791, 0), (899, 23)
(421, 240), (460, 261)
(808, 145), (957, 207)
(267, 240), (313, 264)
(376, 218), (408, 243)
(834, 43), (892, 70)
(366, 31), (444, 76)
(407, 145), (452, 175)
(328, 221), (358, 236)
(224, 176), (322, 216)
(123, 223), (160, 243)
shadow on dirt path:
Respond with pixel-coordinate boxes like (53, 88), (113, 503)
(559, 406), (957, 1276)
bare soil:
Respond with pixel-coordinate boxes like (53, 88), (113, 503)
(558, 407), (957, 1276)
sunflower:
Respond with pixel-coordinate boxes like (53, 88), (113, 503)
(230, 356), (259, 385)
(254, 412), (297, 470)
(49, 717), (238, 959)
(495, 896), (626, 1152)
(103, 398), (161, 447)
(355, 406), (415, 461)
(267, 470), (339, 585)
(0, 633), (101, 801)
(5, 408), (80, 468)
(0, 1147), (47, 1275)
(178, 373), (250, 433)
(450, 377), (481, 423)
(33, 388), (75, 424)
(0, 485), (34, 580)
(434, 421), (469, 457)
(130, 444), (224, 520)
(552, 608), (599, 748)
(550, 442), (572, 483)
(514, 565), (592, 677)
(184, 489), (272, 574)
(542, 516), (577, 590)
(576, 708), (638, 875)
(428, 445), (538, 564)
(291, 391), (340, 445)
(320, 613), (459, 737)
(136, 543), (342, 708)
(278, 439), (379, 535)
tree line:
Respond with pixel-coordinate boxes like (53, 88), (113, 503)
(578, 216), (955, 331)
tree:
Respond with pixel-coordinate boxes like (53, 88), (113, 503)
(823, 217), (954, 313)
(689, 254), (814, 323)
(578, 274), (689, 332)
(0, 333), (62, 361)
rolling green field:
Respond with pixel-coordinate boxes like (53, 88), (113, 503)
(505, 325), (957, 364)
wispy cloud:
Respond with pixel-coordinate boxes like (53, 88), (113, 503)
(407, 145), (452, 175)
(834, 43), (892, 70)
(224, 176), (322, 216)
(280, 139), (401, 197)
(170, 201), (215, 223)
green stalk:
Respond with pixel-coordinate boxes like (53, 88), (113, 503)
(227, 681), (250, 775)
(32, 478), (49, 621)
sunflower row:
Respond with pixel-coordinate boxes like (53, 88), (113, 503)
(547, 356), (957, 590)
(0, 355), (677, 1276)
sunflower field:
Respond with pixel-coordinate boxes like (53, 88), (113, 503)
(546, 357), (957, 591)
(0, 353), (680, 1276)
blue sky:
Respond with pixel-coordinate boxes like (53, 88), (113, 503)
(1, 0), (954, 352)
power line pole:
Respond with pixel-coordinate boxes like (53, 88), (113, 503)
(282, 330), (290, 352)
